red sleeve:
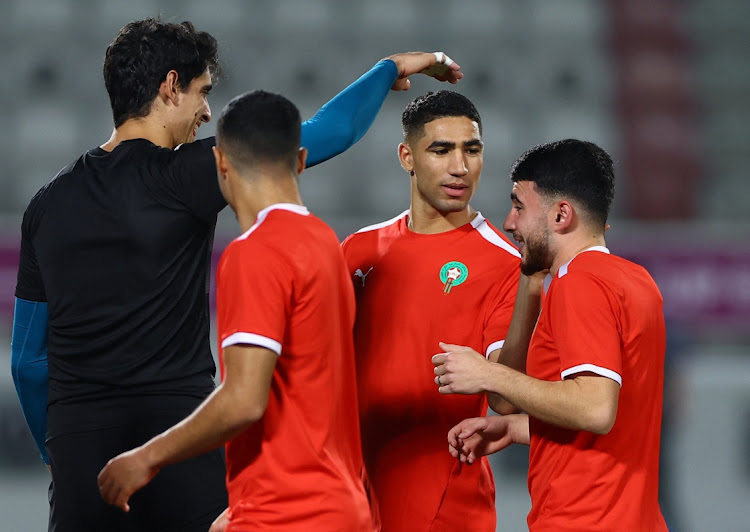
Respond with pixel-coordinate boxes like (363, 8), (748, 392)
(482, 266), (520, 357)
(217, 240), (293, 356)
(548, 272), (622, 385)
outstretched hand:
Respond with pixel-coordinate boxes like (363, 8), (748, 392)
(97, 447), (160, 512)
(386, 51), (463, 91)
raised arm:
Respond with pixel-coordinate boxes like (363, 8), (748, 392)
(10, 297), (50, 465)
(302, 52), (463, 166)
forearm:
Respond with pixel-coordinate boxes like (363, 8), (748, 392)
(487, 392), (519, 415)
(142, 384), (261, 469)
(497, 274), (543, 373)
(301, 59), (398, 167)
(11, 298), (50, 464)
(484, 365), (615, 434)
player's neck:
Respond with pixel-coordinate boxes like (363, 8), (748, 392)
(100, 117), (179, 152)
(550, 233), (607, 276)
(234, 173), (304, 233)
(407, 202), (477, 235)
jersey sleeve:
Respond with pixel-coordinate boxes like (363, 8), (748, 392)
(549, 272), (623, 385)
(301, 59), (398, 167)
(11, 298), (49, 464)
(482, 265), (520, 357)
(159, 138), (227, 222)
(15, 199), (47, 302)
(217, 241), (293, 356)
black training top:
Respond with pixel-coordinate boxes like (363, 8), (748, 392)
(16, 138), (226, 407)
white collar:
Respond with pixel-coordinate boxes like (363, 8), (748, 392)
(558, 246), (610, 278)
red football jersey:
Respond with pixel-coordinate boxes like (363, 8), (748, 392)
(342, 211), (520, 532)
(216, 204), (372, 532)
(526, 247), (668, 531)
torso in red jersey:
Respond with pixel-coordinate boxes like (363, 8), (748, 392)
(526, 247), (668, 532)
(217, 204), (372, 532)
(342, 210), (520, 532)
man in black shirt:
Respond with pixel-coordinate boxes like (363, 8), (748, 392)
(11, 17), (463, 532)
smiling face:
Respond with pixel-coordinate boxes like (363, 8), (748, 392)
(503, 180), (555, 275)
(400, 115), (483, 217)
(173, 69), (213, 145)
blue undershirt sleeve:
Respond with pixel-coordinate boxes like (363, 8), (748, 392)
(301, 59), (399, 167)
(11, 297), (50, 464)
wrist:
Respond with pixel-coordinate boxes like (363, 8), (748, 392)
(140, 441), (165, 471)
(484, 362), (507, 395)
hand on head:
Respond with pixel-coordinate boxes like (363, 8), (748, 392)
(387, 51), (463, 91)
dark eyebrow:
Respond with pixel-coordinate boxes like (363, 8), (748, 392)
(463, 139), (483, 148)
(510, 192), (523, 204)
(427, 140), (456, 150)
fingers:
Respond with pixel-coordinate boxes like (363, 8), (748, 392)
(390, 78), (411, 91)
(97, 474), (131, 513)
(387, 51), (464, 91)
(438, 341), (465, 352)
(457, 417), (486, 440)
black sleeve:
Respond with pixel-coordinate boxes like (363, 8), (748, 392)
(16, 196), (47, 302)
(158, 137), (227, 222)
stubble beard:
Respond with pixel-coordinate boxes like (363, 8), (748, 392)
(520, 227), (553, 276)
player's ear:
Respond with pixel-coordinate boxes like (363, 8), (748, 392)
(212, 146), (229, 180)
(398, 142), (414, 174)
(159, 70), (180, 106)
(296, 147), (308, 177)
(553, 201), (574, 231)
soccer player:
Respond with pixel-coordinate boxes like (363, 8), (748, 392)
(433, 139), (669, 531)
(10, 17), (462, 532)
(98, 89), (372, 531)
(341, 91), (521, 531)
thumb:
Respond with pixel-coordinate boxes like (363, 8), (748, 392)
(391, 78), (411, 91)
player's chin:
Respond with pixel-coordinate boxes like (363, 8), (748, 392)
(438, 199), (470, 213)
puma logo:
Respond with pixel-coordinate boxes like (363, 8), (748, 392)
(354, 267), (373, 287)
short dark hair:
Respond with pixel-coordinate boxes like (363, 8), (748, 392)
(103, 18), (220, 127)
(401, 91), (482, 142)
(216, 90), (301, 172)
(510, 139), (615, 227)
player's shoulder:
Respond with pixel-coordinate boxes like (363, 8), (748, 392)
(342, 210), (408, 248)
(558, 247), (657, 295)
(468, 213), (521, 261)
(353, 210), (408, 236)
(24, 152), (87, 215)
(565, 248), (647, 278)
(172, 137), (216, 158)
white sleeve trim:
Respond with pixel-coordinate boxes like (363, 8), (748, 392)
(561, 363), (622, 386)
(221, 332), (282, 356)
(485, 340), (505, 358)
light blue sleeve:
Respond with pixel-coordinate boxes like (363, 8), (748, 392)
(301, 59), (399, 167)
(10, 297), (49, 464)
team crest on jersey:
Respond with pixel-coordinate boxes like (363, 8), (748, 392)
(439, 261), (468, 294)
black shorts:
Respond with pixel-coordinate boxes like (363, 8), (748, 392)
(46, 395), (228, 532)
